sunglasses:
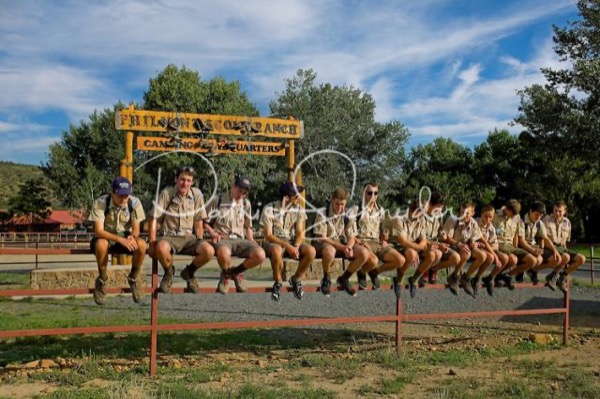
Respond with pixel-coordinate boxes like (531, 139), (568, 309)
(366, 191), (379, 196)
(177, 166), (196, 176)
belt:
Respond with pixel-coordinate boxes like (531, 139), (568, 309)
(162, 229), (192, 237)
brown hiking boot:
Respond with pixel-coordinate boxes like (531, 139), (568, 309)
(159, 267), (174, 293)
(557, 272), (568, 293)
(232, 272), (247, 293)
(447, 273), (459, 295)
(460, 273), (474, 297)
(217, 270), (231, 294)
(545, 271), (559, 291)
(93, 277), (106, 306)
(127, 277), (142, 303)
(180, 264), (200, 294)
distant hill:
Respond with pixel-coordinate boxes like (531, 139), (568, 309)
(0, 161), (45, 208)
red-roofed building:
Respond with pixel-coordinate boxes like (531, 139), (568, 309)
(0, 209), (85, 232)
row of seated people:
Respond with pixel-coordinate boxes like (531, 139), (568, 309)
(88, 167), (585, 305)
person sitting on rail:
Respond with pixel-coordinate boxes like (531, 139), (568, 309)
(542, 200), (587, 292)
(440, 201), (492, 297)
(352, 183), (405, 298)
(412, 192), (460, 296)
(88, 176), (147, 305)
(311, 187), (370, 297)
(147, 166), (214, 294)
(259, 181), (316, 301)
(475, 204), (511, 296)
(386, 198), (436, 299)
(204, 176), (266, 294)
(492, 199), (534, 289)
(519, 201), (562, 289)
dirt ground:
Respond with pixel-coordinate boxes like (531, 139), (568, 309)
(1, 316), (598, 398)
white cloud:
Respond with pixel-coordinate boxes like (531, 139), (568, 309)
(396, 36), (566, 141)
(0, 121), (49, 134)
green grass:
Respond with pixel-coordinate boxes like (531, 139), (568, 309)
(567, 244), (599, 258)
(0, 272), (29, 290)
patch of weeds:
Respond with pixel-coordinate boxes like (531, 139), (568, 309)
(490, 377), (535, 398)
(291, 373), (312, 384)
(563, 370), (600, 398)
(379, 373), (413, 394)
(34, 387), (110, 399)
(357, 384), (376, 396)
(364, 348), (414, 370)
(440, 377), (489, 399)
(153, 383), (336, 399)
(508, 361), (600, 398)
(28, 369), (88, 387)
(292, 353), (362, 383)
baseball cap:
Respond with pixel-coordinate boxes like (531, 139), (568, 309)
(112, 176), (132, 196)
(234, 175), (252, 191)
(279, 181), (304, 197)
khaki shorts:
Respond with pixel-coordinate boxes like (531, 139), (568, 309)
(554, 245), (580, 259)
(499, 243), (529, 259)
(158, 235), (204, 256)
(440, 247), (458, 261)
(263, 241), (313, 259)
(214, 238), (260, 258)
(312, 240), (352, 259)
(361, 240), (392, 261)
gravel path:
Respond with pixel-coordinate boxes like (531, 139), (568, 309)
(108, 284), (600, 328)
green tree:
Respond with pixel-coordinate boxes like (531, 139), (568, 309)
(514, 0), (600, 239)
(402, 137), (491, 211)
(43, 106), (125, 211)
(8, 177), (52, 228)
(269, 69), (410, 207)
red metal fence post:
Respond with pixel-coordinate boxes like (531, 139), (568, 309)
(149, 257), (159, 377)
(395, 297), (402, 353)
(563, 280), (570, 345)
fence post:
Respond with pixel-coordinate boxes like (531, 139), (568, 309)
(35, 242), (39, 269)
(149, 257), (159, 377)
(590, 245), (594, 285)
(395, 297), (402, 353)
(562, 280), (570, 345)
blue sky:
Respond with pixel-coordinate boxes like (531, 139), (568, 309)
(0, 0), (579, 165)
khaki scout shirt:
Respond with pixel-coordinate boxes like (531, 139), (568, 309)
(89, 194), (145, 235)
(421, 214), (443, 241)
(313, 204), (357, 242)
(493, 212), (523, 246)
(477, 218), (498, 247)
(521, 213), (548, 246)
(150, 187), (207, 236)
(542, 215), (571, 246)
(442, 216), (482, 244)
(207, 192), (252, 238)
(355, 204), (385, 241)
(387, 214), (426, 243)
(259, 200), (307, 241)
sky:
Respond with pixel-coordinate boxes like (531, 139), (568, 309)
(0, 0), (580, 166)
